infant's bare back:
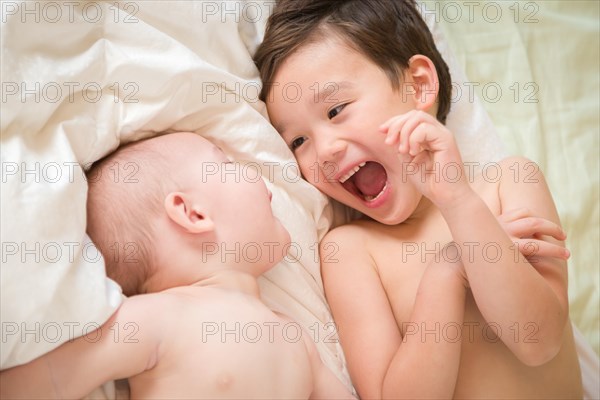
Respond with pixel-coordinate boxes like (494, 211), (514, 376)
(127, 287), (314, 399)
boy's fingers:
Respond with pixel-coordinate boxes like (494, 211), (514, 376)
(514, 239), (570, 260)
(379, 113), (409, 132)
(380, 110), (419, 130)
(379, 118), (392, 132)
(504, 217), (566, 240)
(385, 125), (403, 148)
(398, 113), (426, 154)
(384, 122), (402, 145)
(386, 118), (410, 151)
(408, 124), (429, 156)
(382, 117), (406, 146)
(385, 131), (399, 146)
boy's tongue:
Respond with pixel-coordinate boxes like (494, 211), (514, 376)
(351, 161), (387, 197)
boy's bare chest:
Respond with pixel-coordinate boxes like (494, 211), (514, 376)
(373, 214), (455, 326)
(371, 182), (501, 328)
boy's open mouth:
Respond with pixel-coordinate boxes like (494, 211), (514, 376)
(340, 161), (388, 202)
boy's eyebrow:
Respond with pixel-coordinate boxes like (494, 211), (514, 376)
(273, 81), (354, 135)
(316, 81), (353, 103)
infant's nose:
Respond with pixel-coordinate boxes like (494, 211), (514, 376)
(268, 189), (273, 202)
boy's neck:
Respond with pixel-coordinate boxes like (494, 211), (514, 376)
(192, 270), (261, 298)
(407, 196), (437, 223)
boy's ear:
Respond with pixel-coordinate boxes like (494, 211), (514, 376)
(406, 55), (439, 111)
(164, 192), (214, 234)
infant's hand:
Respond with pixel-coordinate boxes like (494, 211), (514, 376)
(498, 208), (570, 266)
(379, 111), (471, 207)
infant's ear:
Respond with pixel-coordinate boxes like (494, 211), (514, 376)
(164, 192), (214, 234)
(407, 55), (439, 111)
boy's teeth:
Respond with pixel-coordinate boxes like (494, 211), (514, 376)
(339, 162), (366, 183)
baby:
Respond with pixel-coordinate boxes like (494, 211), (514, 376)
(255, 0), (583, 398)
(0, 132), (355, 400)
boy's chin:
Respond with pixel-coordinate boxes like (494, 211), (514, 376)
(363, 209), (409, 226)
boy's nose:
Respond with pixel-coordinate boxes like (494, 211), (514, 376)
(316, 135), (347, 167)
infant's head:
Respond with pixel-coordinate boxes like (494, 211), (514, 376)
(86, 133), (290, 296)
(86, 136), (178, 296)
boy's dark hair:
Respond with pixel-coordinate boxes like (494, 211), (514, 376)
(254, 0), (452, 124)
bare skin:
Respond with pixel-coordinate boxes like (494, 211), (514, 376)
(0, 280), (352, 399)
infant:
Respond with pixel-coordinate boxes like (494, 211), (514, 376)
(0, 132), (354, 400)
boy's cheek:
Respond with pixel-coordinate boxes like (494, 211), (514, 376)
(296, 158), (318, 183)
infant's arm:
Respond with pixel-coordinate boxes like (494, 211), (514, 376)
(321, 227), (466, 399)
(0, 295), (164, 399)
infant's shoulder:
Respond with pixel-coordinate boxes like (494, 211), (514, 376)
(145, 287), (266, 318)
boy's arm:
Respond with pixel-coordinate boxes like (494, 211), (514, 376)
(441, 156), (568, 365)
(0, 295), (164, 399)
(321, 228), (466, 400)
(381, 111), (568, 365)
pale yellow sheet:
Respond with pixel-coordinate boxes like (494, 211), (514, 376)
(432, 0), (599, 355)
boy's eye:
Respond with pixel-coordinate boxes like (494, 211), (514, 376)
(327, 104), (345, 119)
(290, 136), (306, 151)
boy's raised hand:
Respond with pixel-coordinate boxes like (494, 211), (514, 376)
(379, 111), (571, 268)
(379, 110), (471, 208)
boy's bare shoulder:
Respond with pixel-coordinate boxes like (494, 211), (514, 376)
(496, 156), (545, 185)
(470, 156), (541, 209)
(471, 156), (541, 187)
(322, 218), (391, 245)
(320, 218), (403, 263)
